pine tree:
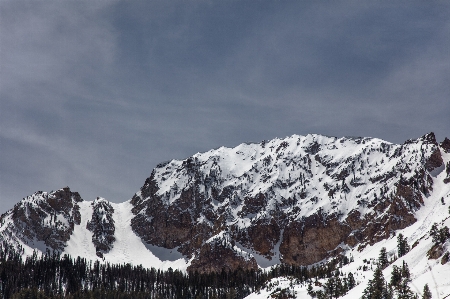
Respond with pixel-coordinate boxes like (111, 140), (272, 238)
(382, 283), (394, 299)
(430, 223), (439, 244)
(390, 265), (402, 288)
(324, 277), (336, 298)
(316, 290), (326, 299)
(390, 261), (417, 299)
(347, 272), (355, 290)
(397, 278), (415, 299)
(362, 267), (387, 299)
(422, 284), (432, 299)
(378, 247), (389, 269)
(439, 226), (450, 244)
(334, 276), (344, 298)
(401, 261), (410, 281)
(397, 234), (410, 257)
(307, 282), (314, 297)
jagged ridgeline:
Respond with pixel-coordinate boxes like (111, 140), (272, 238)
(1, 132), (450, 299)
(0, 187), (82, 252)
(130, 132), (448, 272)
(1, 132), (449, 274)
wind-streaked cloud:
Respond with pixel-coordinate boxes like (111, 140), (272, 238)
(1, 0), (449, 213)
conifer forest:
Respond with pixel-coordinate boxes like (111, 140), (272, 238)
(0, 242), (354, 299)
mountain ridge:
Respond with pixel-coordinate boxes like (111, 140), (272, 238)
(1, 132), (450, 297)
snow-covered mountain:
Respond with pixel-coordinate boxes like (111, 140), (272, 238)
(1, 132), (449, 297)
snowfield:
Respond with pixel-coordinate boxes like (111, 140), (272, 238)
(65, 200), (192, 272)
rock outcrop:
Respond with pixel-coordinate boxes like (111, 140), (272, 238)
(129, 132), (445, 271)
(1, 187), (82, 252)
(86, 197), (115, 257)
(1, 132), (448, 273)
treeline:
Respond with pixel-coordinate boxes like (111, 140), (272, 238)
(0, 242), (349, 299)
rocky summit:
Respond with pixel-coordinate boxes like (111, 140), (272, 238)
(1, 132), (450, 296)
(129, 132), (447, 272)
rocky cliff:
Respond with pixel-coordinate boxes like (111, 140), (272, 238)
(1, 132), (449, 274)
(0, 187), (82, 252)
(129, 132), (446, 272)
(86, 197), (115, 257)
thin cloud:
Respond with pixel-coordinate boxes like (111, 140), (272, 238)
(0, 0), (449, 213)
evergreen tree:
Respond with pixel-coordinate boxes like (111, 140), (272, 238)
(378, 247), (389, 269)
(430, 223), (439, 244)
(307, 282), (314, 297)
(0, 241), (358, 299)
(347, 272), (356, 290)
(316, 290), (326, 299)
(389, 261), (417, 299)
(396, 278), (415, 299)
(422, 284), (432, 299)
(430, 224), (450, 245)
(324, 277), (336, 298)
(382, 283), (394, 299)
(397, 234), (410, 257)
(401, 261), (410, 281)
(390, 265), (402, 288)
(362, 267), (387, 299)
(439, 226), (450, 244)
(334, 276), (344, 298)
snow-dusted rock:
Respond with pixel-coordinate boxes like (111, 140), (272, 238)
(1, 132), (449, 281)
(129, 132), (446, 272)
(86, 197), (115, 257)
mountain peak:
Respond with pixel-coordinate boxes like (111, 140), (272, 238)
(1, 132), (449, 296)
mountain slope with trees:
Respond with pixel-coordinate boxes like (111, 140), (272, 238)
(1, 132), (449, 298)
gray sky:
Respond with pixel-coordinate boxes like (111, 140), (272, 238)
(1, 1), (449, 214)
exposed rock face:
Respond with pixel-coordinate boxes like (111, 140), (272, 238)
(187, 234), (258, 273)
(441, 137), (450, 153)
(280, 213), (351, 265)
(239, 217), (281, 258)
(86, 197), (115, 256)
(425, 148), (443, 172)
(130, 132), (445, 271)
(131, 182), (214, 257)
(445, 162), (450, 184)
(427, 243), (445, 260)
(1, 187), (82, 252)
(1, 132), (448, 273)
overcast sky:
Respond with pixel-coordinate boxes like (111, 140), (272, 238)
(1, 1), (449, 213)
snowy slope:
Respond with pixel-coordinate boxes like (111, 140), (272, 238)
(103, 201), (190, 271)
(245, 148), (450, 298)
(147, 133), (437, 225)
(34, 199), (192, 271)
(1, 132), (449, 297)
(130, 132), (443, 272)
(0, 195), (192, 271)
